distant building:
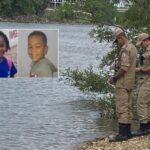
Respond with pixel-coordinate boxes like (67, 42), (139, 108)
(48, 0), (131, 11)
(115, 0), (132, 12)
(48, 0), (77, 8)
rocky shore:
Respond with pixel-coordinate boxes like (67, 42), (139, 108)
(78, 135), (150, 150)
(0, 8), (61, 24)
(0, 14), (50, 24)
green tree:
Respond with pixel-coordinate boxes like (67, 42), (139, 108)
(0, 0), (49, 16)
(62, 0), (150, 117)
(123, 0), (150, 33)
(55, 3), (76, 21)
(52, 0), (116, 24)
(0, 0), (12, 16)
(83, 0), (116, 24)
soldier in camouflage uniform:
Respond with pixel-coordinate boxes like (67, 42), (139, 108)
(109, 28), (137, 142)
(134, 33), (150, 136)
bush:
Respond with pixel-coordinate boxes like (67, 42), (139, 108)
(0, 0), (49, 16)
(0, 0), (12, 16)
(54, 4), (76, 22)
(62, 66), (114, 94)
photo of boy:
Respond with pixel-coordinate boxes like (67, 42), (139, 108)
(0, 31), (17, 78)
(28, 31), (57, 77)
(18, 29), (58, 77)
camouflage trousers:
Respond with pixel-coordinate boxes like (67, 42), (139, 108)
(137, 78), (150, 123)
(116, 88), (132, 124)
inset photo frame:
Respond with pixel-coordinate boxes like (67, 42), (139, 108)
(18, 29), (59, 78)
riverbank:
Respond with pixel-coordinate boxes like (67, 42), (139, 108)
(0, 14), (52, 24)
(0, 9), (91, 25)
(78, 135), (150, 150)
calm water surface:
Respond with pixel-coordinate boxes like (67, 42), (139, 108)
(0, 23), (114, 150)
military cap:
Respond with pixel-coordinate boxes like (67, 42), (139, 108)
(136, 33), (150, 46)
(113, 28), (124, 43)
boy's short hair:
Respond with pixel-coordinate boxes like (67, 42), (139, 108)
(0, 31), (10, 51)
(28, 31), (47, 46)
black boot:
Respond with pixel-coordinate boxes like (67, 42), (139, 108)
(147, 122), (150, 133)
(148, 122), (150, 130)
(132, 123), (150, 137)
(109, 123), (132, 142)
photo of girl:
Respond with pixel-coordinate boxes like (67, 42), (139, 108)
(0, 31), (17, 78)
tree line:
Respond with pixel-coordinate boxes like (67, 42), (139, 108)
(0, 0), (49, 16)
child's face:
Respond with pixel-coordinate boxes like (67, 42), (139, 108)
(28, 35), (48, 62)
(0, 36), (7, 59)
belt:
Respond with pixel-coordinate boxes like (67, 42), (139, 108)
(139, 77), (145, 79)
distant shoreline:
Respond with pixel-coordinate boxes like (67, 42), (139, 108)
(0, 14), (92, 25)
(0, 14), (55, 24)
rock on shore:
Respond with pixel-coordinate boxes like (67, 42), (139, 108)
(79, 135), (150, 150)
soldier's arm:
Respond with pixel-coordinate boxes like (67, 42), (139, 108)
(140, 67), (150, 74)
(110, 69), (126, 83)
(120, 49), (130, 71)
(114, 49), (130, 78)
(110, 49), (130, 84)
(137, 52), (150, 73)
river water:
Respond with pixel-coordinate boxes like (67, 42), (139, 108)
(0, 23), (114, 150)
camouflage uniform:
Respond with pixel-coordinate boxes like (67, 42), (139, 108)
(137, 45), (150, 123)
(115, 42), (137, 124)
